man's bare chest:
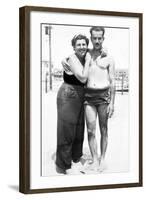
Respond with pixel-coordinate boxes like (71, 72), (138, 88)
(90, 56), (109, 70)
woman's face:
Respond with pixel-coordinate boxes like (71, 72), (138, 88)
(74, 39), (88, 57)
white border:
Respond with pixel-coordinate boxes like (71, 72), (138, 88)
(30, 11), (139, 189)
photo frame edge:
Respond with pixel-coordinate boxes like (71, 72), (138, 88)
(19, 6), (31, 194)
(19, 6), (143, 194)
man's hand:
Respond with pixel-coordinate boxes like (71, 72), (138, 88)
(107, 103), (114, 118)
(61, 58), (72, 74)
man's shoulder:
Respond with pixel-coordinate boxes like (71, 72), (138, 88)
(98, 55), (115, 68)
(104, 55), (114, 63)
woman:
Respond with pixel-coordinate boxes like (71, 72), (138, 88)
(55, 34), (91, 175)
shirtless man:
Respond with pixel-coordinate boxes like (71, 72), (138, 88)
(62, 27), (115, 172)
(84, 27), (115, 171)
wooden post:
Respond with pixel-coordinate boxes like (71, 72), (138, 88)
(45, 25), (53, 90)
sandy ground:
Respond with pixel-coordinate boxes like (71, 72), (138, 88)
(41, 89), (129, 176)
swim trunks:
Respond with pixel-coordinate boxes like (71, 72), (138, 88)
(84, 87), (111, 106)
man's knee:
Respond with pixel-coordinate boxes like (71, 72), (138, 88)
(99, 120), (108, 135)
(87, 120), (96, 137)
(100, 126), (108, 138)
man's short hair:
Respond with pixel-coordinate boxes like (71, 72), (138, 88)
(71, 34), (89, 47)
(90, 26), (105, 36)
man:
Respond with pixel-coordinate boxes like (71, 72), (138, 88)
(62, 27), (115, 172)
(84, 27), (115, 171)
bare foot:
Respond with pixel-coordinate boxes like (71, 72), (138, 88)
(87, 159), (93, 165)
(85, 160), (99, 171)
(98, 159), (107, 173)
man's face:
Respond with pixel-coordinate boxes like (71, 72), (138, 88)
(91, 30), (104, 50)
(74, 39), (88, 57)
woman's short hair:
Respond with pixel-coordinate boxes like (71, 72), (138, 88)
(71, 34), (89, 47)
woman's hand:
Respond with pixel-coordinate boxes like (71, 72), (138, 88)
(61, 58), (73, 74)
(101, 47), (108, 58)
(85, 52), (91, 62)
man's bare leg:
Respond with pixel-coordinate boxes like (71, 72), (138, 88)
(85, 105), (99, 170)
(99, 136), (108, 172)
(98, 104), (108, 172)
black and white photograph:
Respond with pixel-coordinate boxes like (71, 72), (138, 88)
(19, 6), (142, 193)
(41, 24), (129, 176)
